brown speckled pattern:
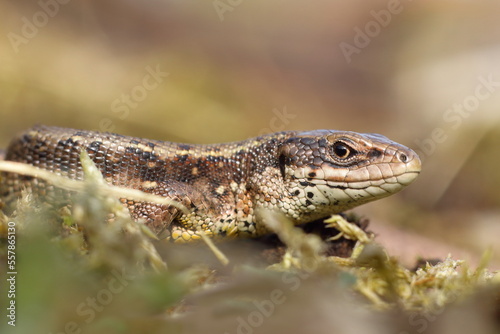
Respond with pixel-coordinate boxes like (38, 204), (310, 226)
(0, 125), (421, 242)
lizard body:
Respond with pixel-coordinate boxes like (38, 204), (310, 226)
(0, 125), (421, 241)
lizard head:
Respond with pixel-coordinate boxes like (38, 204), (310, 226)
(275, 130), (421, 220)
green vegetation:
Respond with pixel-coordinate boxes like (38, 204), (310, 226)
(0, 156), (498, 334)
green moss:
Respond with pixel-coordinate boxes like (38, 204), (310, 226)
(0, 157), (498, 334)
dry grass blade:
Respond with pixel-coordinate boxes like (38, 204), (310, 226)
(198, 230), (230, 266)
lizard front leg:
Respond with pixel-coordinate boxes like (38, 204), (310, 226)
(126, 180), (222, 241)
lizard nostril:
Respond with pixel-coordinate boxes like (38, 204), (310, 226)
(399, 153), (408, 163)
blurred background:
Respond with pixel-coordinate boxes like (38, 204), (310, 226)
(0, 0), (499, 267)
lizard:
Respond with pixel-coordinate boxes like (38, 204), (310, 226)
(0, 125), (421, 242)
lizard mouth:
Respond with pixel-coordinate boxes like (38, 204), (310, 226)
(305, 159), (421, 185)
(299, 154), (421, 198)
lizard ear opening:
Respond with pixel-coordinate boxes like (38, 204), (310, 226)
(278, 153), (287, 179)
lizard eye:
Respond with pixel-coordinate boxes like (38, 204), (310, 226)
(332, 141), (354, 159)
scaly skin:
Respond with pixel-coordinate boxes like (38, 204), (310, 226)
(0, 125), (421, 241)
